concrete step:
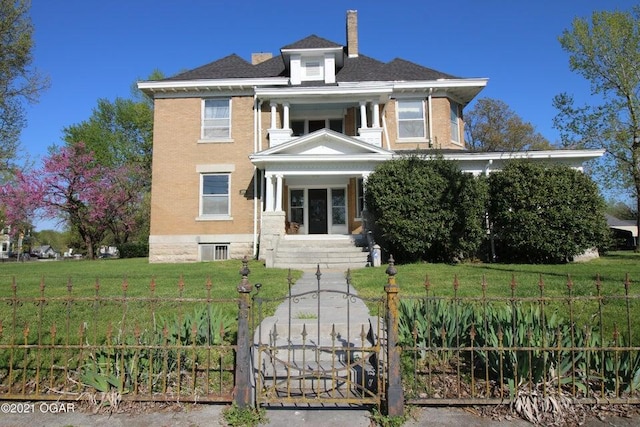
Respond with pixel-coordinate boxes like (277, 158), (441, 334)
(273, 236), (370, 270)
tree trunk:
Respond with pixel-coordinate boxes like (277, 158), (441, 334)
(636, 194), (640, 252)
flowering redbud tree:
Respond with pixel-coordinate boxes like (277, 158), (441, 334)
(0, 143), (140, 259)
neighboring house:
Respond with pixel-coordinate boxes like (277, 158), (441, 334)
(0, 226), (10, 259)
(606, 214), (638, 249)
(31, 245), (57, 259)
(138, 10), (604, 267)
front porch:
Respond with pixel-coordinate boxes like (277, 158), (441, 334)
(251, 129), (392, 268)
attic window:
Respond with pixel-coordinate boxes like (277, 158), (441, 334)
(302, 57), (323, 81)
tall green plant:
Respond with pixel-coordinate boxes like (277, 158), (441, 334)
(488, 160), (609, 263)
(365, 156), (487, 263)
(398, 298), (640, 397)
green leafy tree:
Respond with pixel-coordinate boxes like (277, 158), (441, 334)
(60, 72), (161, 243)
(0, 0), (49, 171)
(553, 7), (640, 250)
(465, 98), (552, 152)
(365, 157), (487, 263)
(488, 161), (609, 263)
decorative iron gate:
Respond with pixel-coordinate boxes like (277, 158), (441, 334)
(250, 268), (387, 407)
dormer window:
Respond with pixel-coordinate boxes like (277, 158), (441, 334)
(302, 57), (323, 81)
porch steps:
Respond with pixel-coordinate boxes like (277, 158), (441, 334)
(272, 235), (370, 270)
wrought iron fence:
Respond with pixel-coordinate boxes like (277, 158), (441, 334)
(398, 274), (640, 406)
(0, 276), (238, 403)
(1, 260), (638, 417)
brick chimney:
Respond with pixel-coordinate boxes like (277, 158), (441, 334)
(252, 52), (273, 65)
(346, 10), (358, 58)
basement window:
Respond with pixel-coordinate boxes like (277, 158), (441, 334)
(200, 243), (229, 261)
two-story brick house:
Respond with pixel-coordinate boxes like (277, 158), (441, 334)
(138, 10), (603, 267)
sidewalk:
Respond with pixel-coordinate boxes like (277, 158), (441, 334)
(2, 402), (638, 426)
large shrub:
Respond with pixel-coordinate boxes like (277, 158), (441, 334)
(117, 241), (149, 258)
(365, 157), (487, 263)
(488, 160), (609, 263)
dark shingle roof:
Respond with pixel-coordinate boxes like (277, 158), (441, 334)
(378, 58), (460, 80)
(168, 54), (258, 80)
(163, 36), (462, 82)
(336, 54), (386, 81)
(281, 35), (342, 50)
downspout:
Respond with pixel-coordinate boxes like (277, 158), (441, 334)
(252, 92), (259, 258)
(485, 159), (496, 262)
(428, 88), (433, 147)
(381, 101), (391, 150)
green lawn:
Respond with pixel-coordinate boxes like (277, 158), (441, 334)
(348, 251), (640, 298)
(0, 257), (299, 299)
(349, 251), (640, 344)
(0, 252), (638, 343)
(0, 258), (302, 349)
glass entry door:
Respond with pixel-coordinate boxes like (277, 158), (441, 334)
(308, 189), (328, 234)
(288, 187), (348, 235)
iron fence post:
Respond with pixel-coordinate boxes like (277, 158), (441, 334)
(385, 255), (404, 416)
(235, 256), (253, 408)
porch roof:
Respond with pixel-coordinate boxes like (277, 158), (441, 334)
(249, 129), (393, 171)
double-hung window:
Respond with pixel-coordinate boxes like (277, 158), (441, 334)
(397, 99), (426, 139)
(202, 99), (231, 139)
(450, 101), (460, 144)
(201, 173), (230, 217)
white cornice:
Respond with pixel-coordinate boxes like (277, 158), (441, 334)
(392, 78), (489, 90)
(137, 78), (289, 94)
(255, 85), (393, 99)
(431, 149), (606, 162)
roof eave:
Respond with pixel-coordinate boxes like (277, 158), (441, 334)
(433, 149), (606, 162)
(137, 78), (290, 94)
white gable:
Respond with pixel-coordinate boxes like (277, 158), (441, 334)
(255, 129), (391, 157)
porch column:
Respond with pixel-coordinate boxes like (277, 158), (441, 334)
(361, 172), (370, 209)
(359, 101), (368, 129)
(265, 173), (275, 211)
(275, 174), (283, 212)
(372, 101), (380, 128)
(283, 102), (290, 130)
(270, 102), (278, 129)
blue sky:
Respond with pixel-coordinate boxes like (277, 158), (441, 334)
(23, 0), (638, 163)
(21, 1), (638, 228)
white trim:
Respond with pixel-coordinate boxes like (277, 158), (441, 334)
(196, 164), (236, 173)
(201, 98), (232, 140)
(433, 149), (606, 162)
(199, 172), (231, 219)
(138, 78), (289, 93)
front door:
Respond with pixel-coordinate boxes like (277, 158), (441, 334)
(308, 189), (328, 234)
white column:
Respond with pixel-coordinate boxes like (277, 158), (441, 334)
(359, 101), (368, 129)
(270, 102), (278, 129)
(283, 102), (290, 130)
(372, 101), (380, 128)
(275, 175), (283, 212)
(362, 172), (370, 209)
(265, 174), (275, 211)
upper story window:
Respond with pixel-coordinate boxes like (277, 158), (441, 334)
(450, 101), (460, 144)
(397, 99), (426, 139)
(301, 57), (324, 81)
(202, 99), (231, 140)
(291, 118), (343, 136)
(201, 173), (230, 218)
